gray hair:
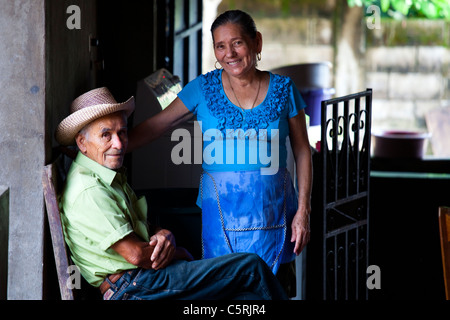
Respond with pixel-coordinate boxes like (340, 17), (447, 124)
(211, 10), (258, 42)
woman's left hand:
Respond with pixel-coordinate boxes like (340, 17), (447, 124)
(291, 206), (311, 255)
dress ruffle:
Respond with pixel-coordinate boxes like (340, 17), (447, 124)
(201, 69), (290, 132)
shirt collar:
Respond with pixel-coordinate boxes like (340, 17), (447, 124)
(74, 152), (125, 186)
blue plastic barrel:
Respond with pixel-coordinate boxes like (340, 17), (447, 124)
(300, 88), (335, 126)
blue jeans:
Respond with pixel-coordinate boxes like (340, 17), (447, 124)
(104, 252), (288, 300)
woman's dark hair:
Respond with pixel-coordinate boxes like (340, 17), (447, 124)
(211, 10), (257, 41)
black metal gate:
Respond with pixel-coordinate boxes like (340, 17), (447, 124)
(307, 89), (372, 300)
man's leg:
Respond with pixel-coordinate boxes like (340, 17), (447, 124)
(111, 252), (288, 300)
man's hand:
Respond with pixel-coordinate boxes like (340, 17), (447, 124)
(149, 229), (176, 270)
(111, 229), (193, 271)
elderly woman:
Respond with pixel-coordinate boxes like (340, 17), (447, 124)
(128, 10), (312, 294)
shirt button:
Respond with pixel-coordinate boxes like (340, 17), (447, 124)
(133, 282), (136, 286)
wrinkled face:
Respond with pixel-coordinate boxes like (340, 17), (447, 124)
(76, 111), (128, 170)
(213, 22), (261, 78)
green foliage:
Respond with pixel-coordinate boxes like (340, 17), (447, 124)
(348, 0), (450, 19)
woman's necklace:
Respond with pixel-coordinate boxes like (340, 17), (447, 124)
(227, 73), (261, 121)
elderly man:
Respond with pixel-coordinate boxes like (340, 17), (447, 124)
(55, 87), (287, 300)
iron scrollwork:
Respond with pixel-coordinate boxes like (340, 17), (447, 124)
(320, 89), (372, 300)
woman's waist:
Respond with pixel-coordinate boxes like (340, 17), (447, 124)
(200, 168), (297, 228)
(201, 163), (287, 176)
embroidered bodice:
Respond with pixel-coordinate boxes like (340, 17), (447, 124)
(201, 69), (291, 132)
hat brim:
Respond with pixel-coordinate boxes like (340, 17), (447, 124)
(55, 97), (135, 146)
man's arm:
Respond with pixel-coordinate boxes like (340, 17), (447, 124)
(111, 233), (158, 269)
(111, 229), (193, 270)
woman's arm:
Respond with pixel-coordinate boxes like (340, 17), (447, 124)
(288, 110), (313, 255)
(127, 97), (194, 152)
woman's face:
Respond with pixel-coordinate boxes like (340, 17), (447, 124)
(213, 22), (261, 78)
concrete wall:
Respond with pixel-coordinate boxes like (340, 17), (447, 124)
(0, 0), (46, 299)
(0, 0), (96, 299)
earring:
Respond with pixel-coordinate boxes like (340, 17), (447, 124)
(257, 52), (262, 61)
(215, 61), (222, 70)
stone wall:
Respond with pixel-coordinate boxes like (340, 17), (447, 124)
(366, 19), (450, 134)
(255, 17), (334, 70)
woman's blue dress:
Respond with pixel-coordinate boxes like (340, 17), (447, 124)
(177, 69), (307, 273)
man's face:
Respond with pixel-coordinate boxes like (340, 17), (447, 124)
(76, 111), (128, 170)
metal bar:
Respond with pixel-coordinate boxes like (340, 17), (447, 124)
(345, 230), (349, 299)
(325, 219), (368, 238)
(334, 235), (338, 300)
(333, 103), (339, 203)
(364, 89), (372, 300)
(343, 100), (350, 199)
(322, 90), (371, 106)
(321, 99), (328, 300)
(325, 191), (368, 209)
(354, 97), (361, 194)
(355, 222), (359, 300)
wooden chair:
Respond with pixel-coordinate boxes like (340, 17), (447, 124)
(439, 206), (450, 300)
(42, 153), (102, 300)
(42, 156), (75, 300)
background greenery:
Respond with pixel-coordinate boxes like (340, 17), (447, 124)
(348, 0), (450, 19)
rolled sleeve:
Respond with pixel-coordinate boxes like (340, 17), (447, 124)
(99, 222), (134, 251)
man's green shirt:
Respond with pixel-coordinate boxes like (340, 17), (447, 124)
(60, 152), (149, 287)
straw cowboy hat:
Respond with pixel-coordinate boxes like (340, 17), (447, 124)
(55, 87), (135, 146)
